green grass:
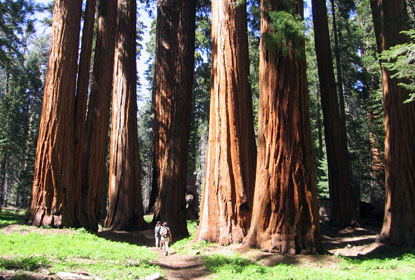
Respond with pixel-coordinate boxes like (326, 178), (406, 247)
(203, 253), (415, 280)
(2, 210), (415, 280)
(0, 209), (26, 227)
(0, 211), (160, 279)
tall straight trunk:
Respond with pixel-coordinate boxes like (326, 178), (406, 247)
(244, 0), (322, 254)
(104, 0), (145, 230)
(80, 0), (118, 231)
(28, 0), (83, 227)
(74, 0), (97, 220)
(311, 0), (356, 226)
(153, 0), (196, 237)
(195, 0), (256, 245)
(329, 0), (346, 123)
(370, 0), (415, 245)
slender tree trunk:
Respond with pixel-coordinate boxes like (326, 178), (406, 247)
(370, 0), (415, 245)
(329, 0), (346, 124)
(244, 0), (322, 254)
(74, 0), (97, 226)
(314, 83), (323, 158)
(104, 0), (145, 230)
(312, 0), (356, 226)
(28, 0), (83, 227)
(152, 0), (196, 237)
(0, 150), (8, 208)
(195, 0), (256, 245)
(80, 0), (118, 231)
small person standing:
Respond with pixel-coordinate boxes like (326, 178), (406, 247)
(160, 222), (172, 256)
(154, 221), (161, 248)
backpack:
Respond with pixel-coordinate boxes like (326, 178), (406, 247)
(155, 225), (161, 236)
(160, 226), (169, 238)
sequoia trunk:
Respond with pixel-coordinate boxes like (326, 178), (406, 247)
(79, 0), (118, 231)
(311, 0), (356, 226)
(244, 0), (322, 254)
(104, 0), (145, 230)
(29, 0), (83, 227)
(152, 0), (196, 237)
(195, 0), (256, 245)
(370, 0), (415, 245)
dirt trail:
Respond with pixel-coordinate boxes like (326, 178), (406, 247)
(151, 251), (209, 280)
(151, 223), (383, 280)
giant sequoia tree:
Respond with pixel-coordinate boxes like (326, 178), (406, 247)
(29, 0), (83, 227)
(104, 0), (145, 230)
(152, 0), (196, 236)
(244, 0), (322, 254)
(311, 0), (356, 226)
(370, 0), (415, 245)
(80, 0), (118, 231)
(195, 0), (257, 245)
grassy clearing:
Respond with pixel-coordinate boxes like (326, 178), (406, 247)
(1, 209), (415, 280)
(0, 210), (160, 279)
(202, 253), (415, 280)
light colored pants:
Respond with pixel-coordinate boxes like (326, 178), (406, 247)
(161, 236), (170, 254)
(155, 236), (161, 248)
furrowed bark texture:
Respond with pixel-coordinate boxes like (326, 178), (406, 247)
(244, 0), (322, 254)
(104, 0), (145, 230)
(370, 0), (415, 245)
(29, 0), (83, 227)
(74, 0), (97, 206)
(195, 0), (256, 245)
(80, 0), (118, 231)
(153, 0), (196, 237)
(311, 0), (355, 226)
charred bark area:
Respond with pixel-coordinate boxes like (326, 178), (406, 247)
(80, 0), (118, 232)
(244, 0), (322, 254)
(104, 0), (145, 231)
(371, 0), (415, 245)
(152, 0), (196, 237)
(311, 0), (356, 226)
(28, 0), (83, 228)
(195, 0), (256, 245)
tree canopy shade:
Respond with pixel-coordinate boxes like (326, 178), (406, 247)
(370, 0), (415, 245)
(28, 0), (83, 227)
(195, 0), (257, 245)
(243, 0), (322, 254)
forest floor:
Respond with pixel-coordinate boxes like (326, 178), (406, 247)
(1, 218), (392, 280)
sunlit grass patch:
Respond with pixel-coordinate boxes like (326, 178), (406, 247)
(170, 220), (215, 255)
(0, 212), (162, 279)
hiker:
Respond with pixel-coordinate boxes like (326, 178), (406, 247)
(160, 222), (172, 256)
(154, 221), (161, 248)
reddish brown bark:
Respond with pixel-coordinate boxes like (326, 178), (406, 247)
(28, 0), (83, 227)
(244, 0), (322, 254)
(104, 0), (145, 230)
(370, 0), (415, 245)
(194, 0), (256, 245)
(74, 0), (97, 197)
(152, 0), (196, 237)
(79, 0), (118, 231)
(311, 0), (356, 226)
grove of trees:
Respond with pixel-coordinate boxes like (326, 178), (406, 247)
(1, 0), (414, 251)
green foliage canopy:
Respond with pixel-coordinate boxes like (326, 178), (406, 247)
(381, 30), (415, 103)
